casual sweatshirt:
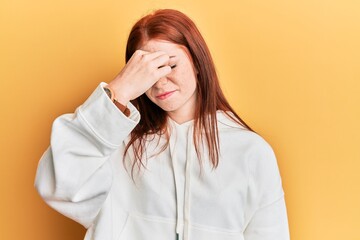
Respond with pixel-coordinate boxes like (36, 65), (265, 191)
(34, 82), (290, 240)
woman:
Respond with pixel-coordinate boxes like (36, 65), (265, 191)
(35, 9), (290, 240)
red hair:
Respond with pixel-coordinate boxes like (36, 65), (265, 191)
(124, 9), (253, 173)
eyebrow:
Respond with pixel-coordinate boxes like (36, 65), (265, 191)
(169, 56), (176, 58)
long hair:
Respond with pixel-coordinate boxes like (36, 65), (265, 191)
(124, 9), (253, 173)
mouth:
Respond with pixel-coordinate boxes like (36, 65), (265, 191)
(156, 90), (177, 100)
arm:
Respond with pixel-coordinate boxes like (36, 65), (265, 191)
(34, 83), (140, 228)
(243, 136), (290, 239)
(244, 197), (290, 240)
(34, 50), (173, 228)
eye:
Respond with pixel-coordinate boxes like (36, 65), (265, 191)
(170, 64), (177, 69)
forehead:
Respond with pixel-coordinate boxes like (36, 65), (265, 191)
(140, 39), (185, 55)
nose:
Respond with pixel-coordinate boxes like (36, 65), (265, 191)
(153, 77), (168, 88)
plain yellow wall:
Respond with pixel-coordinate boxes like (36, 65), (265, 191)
(1, 0), (359, 239)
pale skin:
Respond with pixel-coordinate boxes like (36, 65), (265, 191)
(108, 39), (198, 124)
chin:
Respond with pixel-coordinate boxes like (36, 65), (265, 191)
(155, 103), (179, 112)
(159, 106), (178, 112)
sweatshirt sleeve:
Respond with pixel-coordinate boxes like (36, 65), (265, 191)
(34, 82), (140, 228)
(243, 136), (290, 240)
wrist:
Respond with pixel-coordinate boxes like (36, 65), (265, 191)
(106, 83), (130, 106)
(103, 85), (130, 117)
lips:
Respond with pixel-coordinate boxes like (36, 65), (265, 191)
(156, 90), (177, 100)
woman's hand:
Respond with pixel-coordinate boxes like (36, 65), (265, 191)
(107, 50), (172, 105)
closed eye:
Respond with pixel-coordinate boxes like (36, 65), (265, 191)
(170, 64), (177, 69)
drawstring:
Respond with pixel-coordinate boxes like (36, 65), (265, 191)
(168, 122), (194, 240)
(168, 128), (183, 238)
(183, 126), (193, 240)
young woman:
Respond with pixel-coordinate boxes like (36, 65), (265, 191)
(35, 9), (290, 240)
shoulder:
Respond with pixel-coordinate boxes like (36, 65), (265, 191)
(216, 110), (247, 130)
(217, 111), (273, 152)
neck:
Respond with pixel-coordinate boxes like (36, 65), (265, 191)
(167, 110), (195, 124)
(167, 91), (197, 124)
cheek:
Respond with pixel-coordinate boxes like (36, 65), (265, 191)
(183, 72), (197, 91)
(174, 69), (193, 85)
(145, 90), (154, 101)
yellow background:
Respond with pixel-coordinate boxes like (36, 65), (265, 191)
(1, 0), (359, 239)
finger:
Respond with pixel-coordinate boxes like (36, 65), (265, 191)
(150, 54), (171, 69)
(131, 49), (148, 59)
(141, 50), (169, 62)
(156, 65), (172, 79)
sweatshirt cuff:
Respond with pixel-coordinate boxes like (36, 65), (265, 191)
(77, 82), (140, 147)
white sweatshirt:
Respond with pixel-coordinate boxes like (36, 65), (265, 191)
(34, 83), (290, 240)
